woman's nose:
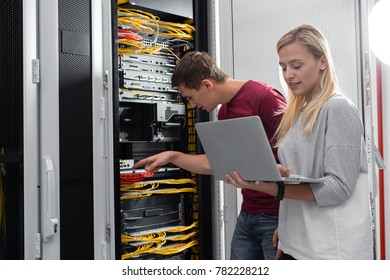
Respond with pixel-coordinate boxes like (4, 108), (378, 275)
(285, 68), (294, 79)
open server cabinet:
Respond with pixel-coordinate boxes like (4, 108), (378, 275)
(106, 0), (213, 260)
(0, 0), (215, 260)
(76, 0), (215, 260)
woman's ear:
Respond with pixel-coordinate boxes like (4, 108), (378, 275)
(320, 55), (328, 71)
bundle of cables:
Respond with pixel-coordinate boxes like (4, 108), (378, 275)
(120, 178), (197, 200)
(121, 240), (198, 260)
(120, 172), (154, 185)
(117, 7), (195, 58)
(122, 221), (198, 243)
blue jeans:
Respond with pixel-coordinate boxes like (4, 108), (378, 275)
(230, 210), (278, 260)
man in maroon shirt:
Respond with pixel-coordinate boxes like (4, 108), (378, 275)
(132, 51), (286, 260)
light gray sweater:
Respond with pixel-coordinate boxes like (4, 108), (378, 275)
(278, 94), (368, 207)
(277, 93), (373, 259)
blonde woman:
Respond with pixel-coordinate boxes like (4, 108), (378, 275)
(226, 24), (373, 260)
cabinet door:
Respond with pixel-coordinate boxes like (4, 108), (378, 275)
(0, 0), (37, 260)
(24, 0), (40, 260)
(38, 0), (61, 259)
(91, 0), (117, 260)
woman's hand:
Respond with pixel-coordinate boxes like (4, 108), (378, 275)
(277, 164), (292, 177)
(272, 227), (279, 248)
(225, 171), (276, 196)
(272, 228), (283, 260)
(225, 171), (264, 191)
(225, 165), (292, 189)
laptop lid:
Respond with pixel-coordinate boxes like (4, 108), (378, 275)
(195, 116), (323, 183)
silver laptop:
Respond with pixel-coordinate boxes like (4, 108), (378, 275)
(195, 116), (324, 184)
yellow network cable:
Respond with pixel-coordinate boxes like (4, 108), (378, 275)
(150, 240), (198, 256)
(152, 187), (197, 194)
(121, 222), (198, 243)
(123, 242), (157, 259)
(120, 192), (152, 200)
(120, 187), (197, 200)
(122, 231), (167, 243)
(120, 181), (153, 191)
(121, 184), (158, 192)
(123, 221), (198, 238)
(165, 231), (197, 241)
(117, 39), (157, 52)
(122, 231), (195, 244)
(161, 21), (195, 34)
(122, 240), (198, 259)
(122, 229), (197, 244)
(117, 7), (194, 59)
(163, 221), (198, 233)
(159, 47), (181, 60)
(117, 19), (155, 35)
(118, 43), (181, 61)
(122, 240), (167, 259)
(118, 8), (160, 42)
(121, 178), (196, 190)
(157, 25), (194, 40)
(158, 178), (196, 185)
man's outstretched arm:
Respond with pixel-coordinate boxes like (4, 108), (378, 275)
(132, 151), (212, 175)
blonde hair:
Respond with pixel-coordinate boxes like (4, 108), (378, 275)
(275, 24), (339, 145)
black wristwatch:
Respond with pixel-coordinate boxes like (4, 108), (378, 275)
(275, 181), (285, 200)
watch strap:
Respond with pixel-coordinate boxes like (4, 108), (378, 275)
(275, 181), (285, 200)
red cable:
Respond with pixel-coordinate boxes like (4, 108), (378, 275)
(120, 172), (154, 184)
(376, 59), (386, 260)
(118, 29), (143, 41)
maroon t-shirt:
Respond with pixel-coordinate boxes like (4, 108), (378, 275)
(218, 80), (286, 216)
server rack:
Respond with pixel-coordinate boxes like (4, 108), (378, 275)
(112, 0), (212, 260)
(52, 0), (214, 260)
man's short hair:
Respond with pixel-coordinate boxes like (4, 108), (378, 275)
(172, 51), (228, 90)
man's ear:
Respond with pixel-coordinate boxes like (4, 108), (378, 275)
(202, 79), (213, 89)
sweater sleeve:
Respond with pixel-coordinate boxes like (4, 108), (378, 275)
(311, 97), (365, 207)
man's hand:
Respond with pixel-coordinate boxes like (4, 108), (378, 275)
(132, 151), (174, 172)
